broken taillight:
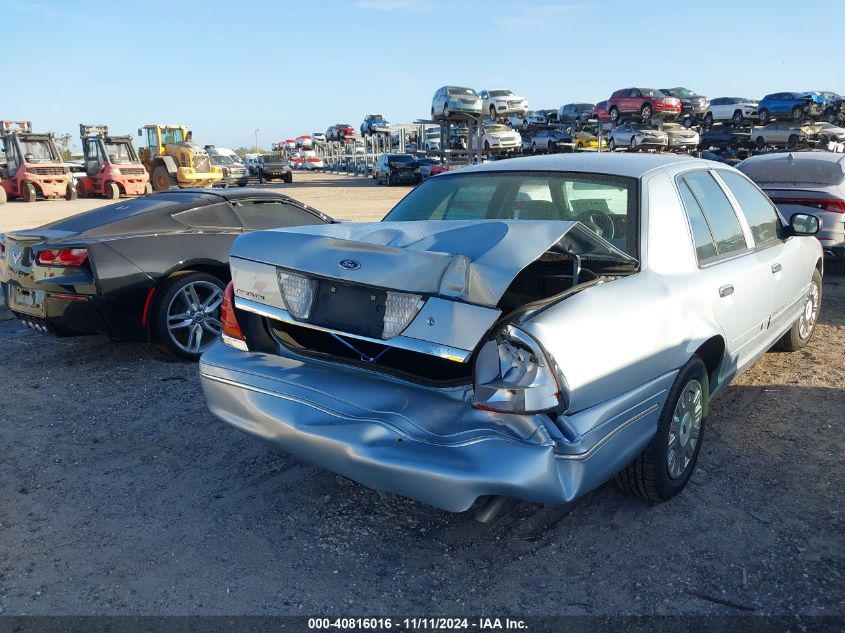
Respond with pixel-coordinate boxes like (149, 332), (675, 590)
(37, 248), (89, 267)
(221, 282), (248, 351)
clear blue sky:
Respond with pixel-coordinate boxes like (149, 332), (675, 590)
(6, 0), (839, 151)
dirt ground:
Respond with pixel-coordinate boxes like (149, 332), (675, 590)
(0, 176), (843, 617)
(0, 172), (403, 233)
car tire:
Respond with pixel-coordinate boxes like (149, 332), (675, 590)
(106, 182), (119, 200)
(758, 108), (770, 124)
(609, 107), (619, 123)
(818, 134), (829, 147)
(731, 110), (743, 126)
(607, 138), (616, 151)
(65, 183), (77, 201)
(258, 173), (266, 184)
(614, 355), (709, 502)
(682, 117), (693, 129)
(755, 136), (766, 150)
(787, 134), (799, 149)
(21, 180), (37, 202)
(151, 271), (226, 361)
(386, 173), (393, 186)
(791, 106), (803, 121)
(629, 137), (637, 152)
(777, 269), (822, 352)
(489, 106), (497, 120)
(284, 173), (292, 183)
(640, 103), (652, 120)
(144, 182), (153, 195)
(704, 112), (714, 127)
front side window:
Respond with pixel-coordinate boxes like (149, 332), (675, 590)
(680, 171), (748, 259)
(718, 171), (781, 247)
(383, 171), (638, 257)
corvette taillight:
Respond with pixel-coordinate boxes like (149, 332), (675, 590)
(37, 248), (88, 267)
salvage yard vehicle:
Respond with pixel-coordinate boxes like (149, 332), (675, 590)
(558, 103), (594, 128)
(751, 122), (810, 149)
(210, 153), (250, 187)
(360, 114), (390, 136)
(757, 92), (824, 124)
(607, 123), (668, 152)
(0, 189), (332, 360)
(607, 88), (682, 123)
(531, 129), (574, 153)
(137, 124), (222, 191)
(76, 124), (151, 199)
(326, 124), (354, 142)
(199, 153), (823, 515)
(374, 153), (417, 185)
(480, 89), (528, 121)
(705, 97), (759, 127)
(0, 120), (76, 204)
(699, 125), (751, 151)
(431, 86), (482, 120)
(739, 152), (845, 259)
(659, 87), (709, 125)
(256, 154), (293, 184)
(663, 122), (700, 152)
(470, 124), (522, 153)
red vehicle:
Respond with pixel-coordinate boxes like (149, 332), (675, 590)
(75, 125), (151, 199)
(592, 100), (611, 122)
(607, 88), (681, 123)
(0, 120), (75, 204)
(328, 123), (355, 141)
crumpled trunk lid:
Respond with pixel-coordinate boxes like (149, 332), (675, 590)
(228, 220), (632, 361)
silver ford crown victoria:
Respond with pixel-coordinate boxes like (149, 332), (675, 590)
(199, 154), (823, 516)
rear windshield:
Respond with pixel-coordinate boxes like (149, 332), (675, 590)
(383, 171), (639, 257)
(739, 158), (845, 187)
(41, 193), (205, 233)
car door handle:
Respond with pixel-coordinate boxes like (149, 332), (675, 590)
(719, 284), (734, 298)
(771, 263), (782, 274)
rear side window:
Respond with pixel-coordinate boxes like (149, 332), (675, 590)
(230, 200), (321, 230)
(679, 171), (749, 262)
(718, 171), (781, 247)
(172, 203), (240, 229)
(678, 180), (718, 263)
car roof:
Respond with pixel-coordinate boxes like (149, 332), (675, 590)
(458, 153), (704, 179)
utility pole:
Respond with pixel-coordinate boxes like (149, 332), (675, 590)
(254, 129), (259, 153)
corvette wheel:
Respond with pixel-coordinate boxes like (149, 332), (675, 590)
(152, 272), (226, 361)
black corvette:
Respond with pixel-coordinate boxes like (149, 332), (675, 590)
(0, 188), (333, 359)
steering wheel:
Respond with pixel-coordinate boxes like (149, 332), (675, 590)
(576, 211), (615, 239)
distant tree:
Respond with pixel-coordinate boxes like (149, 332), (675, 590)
(52, 132), (73, 161)
(234, 146), (268, 157)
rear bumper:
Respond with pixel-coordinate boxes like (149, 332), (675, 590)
(199, 342), (672, 512)
(26, 175), (72, 198)
(2, 281), (111, 336)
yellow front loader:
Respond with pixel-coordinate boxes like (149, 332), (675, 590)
(137, 124), (222, 190)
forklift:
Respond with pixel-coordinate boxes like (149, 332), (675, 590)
(76, 125), (151, 199)
(0, 120), (75, 204)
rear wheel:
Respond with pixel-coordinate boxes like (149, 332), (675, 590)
(76, 180), (87, 198)
(640, 103), (652, 120)
(758, 108), (770, 124)
(65, 183), (77, 201)
(151, 272), (226, 361)
(21, 180), (36, 202)
(615, 356), (708, 501)
(105, 181), (119, 200)
(778, 269), (822, 352)
(152, 166), (174, 191)
(629, 137), (637, 152)
(704, 112), (714, 127)
(609, 106), (619, 123)
(144, 181), (153, 195)
(607, 138), (616, 151)
(732, 110), (743, 126)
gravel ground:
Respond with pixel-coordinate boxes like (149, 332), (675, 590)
(0, 178), (843, 617)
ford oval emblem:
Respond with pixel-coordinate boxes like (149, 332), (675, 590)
(339, 259), (361, 271)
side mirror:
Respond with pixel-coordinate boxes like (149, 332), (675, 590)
(790, 212), (820, 235)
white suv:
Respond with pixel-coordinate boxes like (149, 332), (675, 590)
(480, 89), (528, 121)
(705, 97), (759, 126)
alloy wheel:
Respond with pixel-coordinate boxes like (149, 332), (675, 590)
(798, 279), (820, 339)
(165, 281), (223, 355)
